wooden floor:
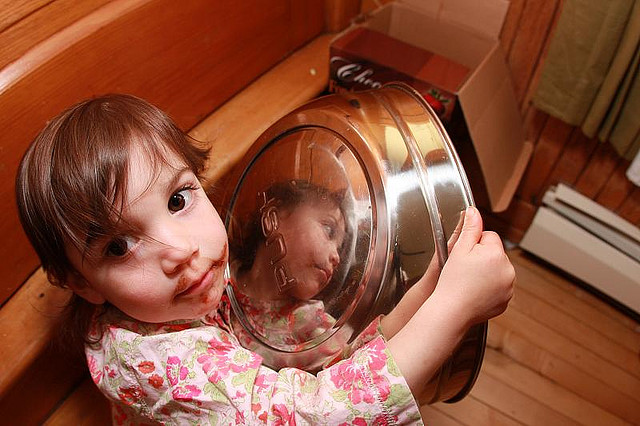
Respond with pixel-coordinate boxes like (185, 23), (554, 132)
(421, 249), (640, 426)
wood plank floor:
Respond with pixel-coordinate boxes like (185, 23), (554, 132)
(421, 249), (640, 426)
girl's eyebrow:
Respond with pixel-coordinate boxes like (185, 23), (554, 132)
(165, 166), (192, 191)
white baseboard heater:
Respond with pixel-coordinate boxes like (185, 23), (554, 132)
(520, 183), (640, 314)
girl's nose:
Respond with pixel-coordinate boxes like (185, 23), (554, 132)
(161, 243), (198, 274)
(156, 228), (199, 274)
(329, 246), (340, 268)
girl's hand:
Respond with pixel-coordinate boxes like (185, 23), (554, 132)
(432, 206), (515, 327)
(387, 207), (514, 397)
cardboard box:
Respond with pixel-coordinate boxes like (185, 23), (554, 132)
(329, 0), (533, 212)
(330, 26), (470, 122)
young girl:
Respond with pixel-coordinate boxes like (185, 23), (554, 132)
(16, 94), (514, 425)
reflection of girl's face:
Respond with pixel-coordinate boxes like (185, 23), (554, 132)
(277, 200), (346, 300)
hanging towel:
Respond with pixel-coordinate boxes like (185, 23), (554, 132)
(534, 0), (640, 161)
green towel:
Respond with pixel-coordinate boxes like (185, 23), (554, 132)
(533, 0), (640, 160)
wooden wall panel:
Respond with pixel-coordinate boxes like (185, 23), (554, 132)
(499, 0), (525, 54)
(542, 130), (598, 190)
(0, 0), (51, 32)
(0, 0), (112, 70)
(324, 0), (362, 32)
(0, 345), (87, 425)
(517, 116), (573, 204)
(616, 187), (640, 225)
(574, 143), (622, 199)
(521, 107), (548, 153)
(42, 378), (111, 426)
(483, 197), (537, 243)
(504, 0), (560, 108)
(595, 162), (636, 211)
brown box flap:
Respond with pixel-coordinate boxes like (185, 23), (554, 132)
(399, 0), (510, 40)
(457, 45), (533, 211)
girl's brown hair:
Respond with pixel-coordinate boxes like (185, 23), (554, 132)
(15, 94), (210, 349)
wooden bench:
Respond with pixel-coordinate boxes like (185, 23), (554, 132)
(0, 0), (365, 423)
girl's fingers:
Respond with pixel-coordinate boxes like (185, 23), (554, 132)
(451, 206), (483, 254)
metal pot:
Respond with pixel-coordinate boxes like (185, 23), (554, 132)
(221, 82), (486, 404)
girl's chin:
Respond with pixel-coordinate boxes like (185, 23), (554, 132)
(191, 281), (225, 317)
(290, 282), (324, 301)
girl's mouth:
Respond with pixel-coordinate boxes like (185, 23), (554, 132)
(315, 265), (332, 284)
(175, 243), (227, 298)
(176, 268), (215, 298)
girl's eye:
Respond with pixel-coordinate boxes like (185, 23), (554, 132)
(168, 187), (193, 212)
(323, 223), (335, 239)
(105, 235), (136, 257)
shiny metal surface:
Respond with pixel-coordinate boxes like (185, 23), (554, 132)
(221, 82), (487, 404)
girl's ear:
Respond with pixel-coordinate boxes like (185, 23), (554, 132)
(66, 272), (106, 305)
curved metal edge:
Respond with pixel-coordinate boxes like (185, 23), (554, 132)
(383, 82), (475, 208)
(370, 89), (448, 270)
(444, 321), (488, 403)
(221, 127), (347, 353)
(381, 82), (487, 403)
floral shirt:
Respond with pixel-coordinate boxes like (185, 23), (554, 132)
(230, 292), (336, 351)
(227, 293), (389, 372)
(85, 300), (423, 425)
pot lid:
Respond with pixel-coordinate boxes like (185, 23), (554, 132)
(224, 125), (372, 356)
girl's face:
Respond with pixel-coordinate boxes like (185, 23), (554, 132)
(66, 146), (228, 323)
(277, 200), (346, 300)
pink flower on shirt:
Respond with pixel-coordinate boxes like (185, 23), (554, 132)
(137, 360), (155, 374)
(117, 385), (147, 406)
(197, 350), (231, 383)
(362, 338), (391, 401)
(369, 340), (388, 368)
(166, 356), (189, 386)
(87, 354), (103, 384)
(196, 335), (235, 383)
(229, 349), (262, 373)
(330, 363), (376, 405)
(253, 371), (274, 393)
(272, 403), (296, 425)
(106, 365), (117, 378)
(252, 402), (268, 422)
(148, 374), (164, 389)
(172, 384), (202, 401)
(197, 335), (261, 384)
